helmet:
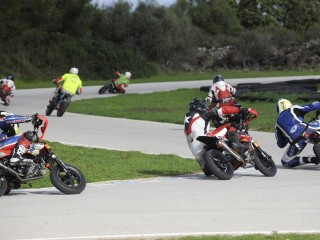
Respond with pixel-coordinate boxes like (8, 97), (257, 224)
(213, 75), (224, 83)
(0, 111), (19, 135)
(276, 98), (292, 115)
(189, 98), (207, 113)
(125, 72), (132, 79)
(7, 75), (14, 81)
(70, 67), (79, 74)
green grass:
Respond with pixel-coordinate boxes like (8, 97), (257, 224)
(25, 141), (198, 189)
(68, 88), (315, 132)
(177, 234), (320, 240)
(15, 69), (320, 89)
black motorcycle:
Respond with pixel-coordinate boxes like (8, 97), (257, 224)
(98, 80), (121, 94)
(46, 87), (72, 117)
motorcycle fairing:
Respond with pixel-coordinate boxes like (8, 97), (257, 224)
(0, 135), (20, 157)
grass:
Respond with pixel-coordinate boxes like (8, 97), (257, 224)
(178, 234), (320, 240)
(15, 69), (320, 89)
(68, 88), (315, 132)
(25, 141), (198, 189)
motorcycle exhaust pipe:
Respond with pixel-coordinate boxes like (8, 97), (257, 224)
(0, 162), (43, 183)
(216, 140), (244, 163)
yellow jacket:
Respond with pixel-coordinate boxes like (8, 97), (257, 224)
(58, 73), (82, 95)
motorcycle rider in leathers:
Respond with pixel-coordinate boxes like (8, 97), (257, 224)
(184, 99), (253, 172)
(205, 75), (246, 153)
(275, 98), (320, 168)
(0, 113), (37, 170)
(113, 72), (131, 94)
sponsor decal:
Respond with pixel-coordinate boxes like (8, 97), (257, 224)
(290, 124), (298, 134)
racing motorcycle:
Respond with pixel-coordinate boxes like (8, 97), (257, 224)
(46, 86), (72, 117)
(98, 80), (121, 94)
(304, 111), (320, 159)
(0, 114), (86, 196)
(197, 108), (277, 180)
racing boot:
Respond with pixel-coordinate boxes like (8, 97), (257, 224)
(228, 131), (247, 154)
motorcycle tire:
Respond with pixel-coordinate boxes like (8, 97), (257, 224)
(202, 163), (213, 176)
(57, 101), (70, 117)
(98, 85), (109, 94)
(313, 144), (320, 161)
(0, 176), (8, 197)
(252, 149), (277, 177)
(205, 149), (234, 180)
(50, 164), (86, 194)
(45, 103), (55, 116)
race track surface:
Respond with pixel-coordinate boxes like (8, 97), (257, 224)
(1, 76), (320, 240)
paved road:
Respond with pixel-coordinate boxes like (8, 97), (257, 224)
(1, 76), (320, 240)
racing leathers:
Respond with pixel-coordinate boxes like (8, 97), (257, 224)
(205, 81), (236, 108)
(0, 115), (36, 169)
(113, 74), (129, 94)
(275, 101), (320, 168)
(184, 109), (218, 171)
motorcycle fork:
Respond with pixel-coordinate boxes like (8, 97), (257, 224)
(45, 151), (69, 172)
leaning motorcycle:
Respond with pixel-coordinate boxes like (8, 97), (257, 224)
(303, 111), (320, 159)
(0, 114), (86, 196)
(197, 108), (277, 180)
(46, 86), (72, 117)
(98, 80), (121, 94)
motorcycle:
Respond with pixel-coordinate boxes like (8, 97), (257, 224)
(0, 114), (86, 196)
(197, 108), (277, 180)
(303, 111), (320, 159)
(46, 87), (72, 117)
(98, 80), (122, 94)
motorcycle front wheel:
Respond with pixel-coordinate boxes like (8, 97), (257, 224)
(98, 85), (109, 94)
(252, 149), (277, 177)
(50, 164), (86, 194)
(46, 103), (55, 116)
(205, 149), (234, 180)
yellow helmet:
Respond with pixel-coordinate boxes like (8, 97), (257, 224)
(277, 99), (292, 115)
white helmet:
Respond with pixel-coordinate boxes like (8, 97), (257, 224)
(70, 67), (79, 74)
(277, 99), (292, 115)
(125, 72), (132, 79)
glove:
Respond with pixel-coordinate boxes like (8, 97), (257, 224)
(205, 97), (211, 103)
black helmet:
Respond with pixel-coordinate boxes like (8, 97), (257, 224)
(189, 98), (207, 113)
(213, 75), (224, 83)
(7, 75), (14, 81)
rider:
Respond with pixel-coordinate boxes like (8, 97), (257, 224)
(0, 113), (35, 168)
(51, 67), (83, 101)
(205, 75), (244, 153)
(205, 75), (237, 109)
(275, 98), (320, 168)
(113, 71), (131, 94)
(0, 75), (16, 105)
(184, 98), (219, 173)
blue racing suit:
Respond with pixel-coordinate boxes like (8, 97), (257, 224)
(275, 101), (320, 167)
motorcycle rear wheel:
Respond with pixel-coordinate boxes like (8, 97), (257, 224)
(57, 101), (70, 117)
(50, 164), (86, 194)
(0, 176), (8, 197)
(252, 149), (277, 177)
(205, 149), (234, 180)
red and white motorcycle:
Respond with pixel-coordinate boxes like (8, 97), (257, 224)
(197, 107), (277, 180)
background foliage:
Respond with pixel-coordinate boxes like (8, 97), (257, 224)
(1, 0), (320, 80)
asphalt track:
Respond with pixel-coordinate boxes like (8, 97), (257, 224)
(1, 76), (320, 240)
